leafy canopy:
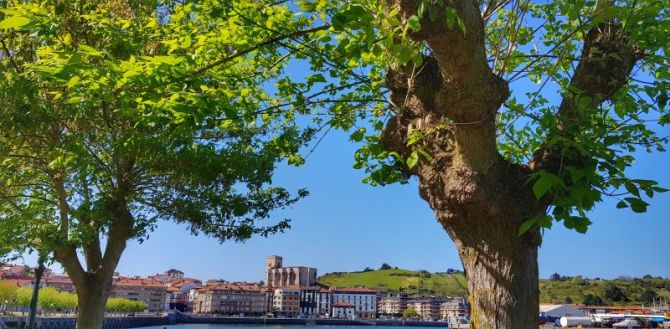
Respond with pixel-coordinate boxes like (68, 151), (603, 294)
(0, 0), (322, 264)
(290, 0), (670, 233)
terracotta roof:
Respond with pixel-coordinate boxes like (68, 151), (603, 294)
(113, 278), (167, 289)
(167, 287), (180, 292)
(333, 302), (355, 308)
(200, 282), (263, 294)
(332, 287), (377, 294)
(44, 276), (72, 284)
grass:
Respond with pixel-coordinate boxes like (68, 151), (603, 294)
(318, 269), (467, 296)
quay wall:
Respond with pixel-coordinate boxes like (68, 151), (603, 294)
(0, 315), (449, 328)
(0, 316), (169, 329)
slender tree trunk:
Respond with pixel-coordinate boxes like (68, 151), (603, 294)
(25, 258), (45, 329)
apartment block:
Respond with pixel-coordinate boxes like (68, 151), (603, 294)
(111, 277), (167, 312)
(192, 281), (266, 315)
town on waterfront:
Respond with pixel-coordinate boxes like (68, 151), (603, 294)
(2, 256), (670, 328)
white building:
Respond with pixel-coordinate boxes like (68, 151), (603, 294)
(540, 304), (587, 318)
(316, 288), (333, 317)
(332, 287), (377, 319)
(333, 302), (355, 319)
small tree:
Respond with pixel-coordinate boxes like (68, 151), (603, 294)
(582, 294), (603, 306)
(604, 285), (628, 302)
(0, 281), (18, 312)
(402, 308), (418, 318)
(550, 273), (562, 281)
(639, 288), (658, 304)
(380, 263), (392, 270)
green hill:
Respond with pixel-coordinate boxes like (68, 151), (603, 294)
(318, 269), (468, 296)
(318, 269), (670, 306)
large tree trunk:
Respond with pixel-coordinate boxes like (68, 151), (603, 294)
(75, 281), (110, 329)
(454, 227), (539, 328)
(420, 162), (543, 329)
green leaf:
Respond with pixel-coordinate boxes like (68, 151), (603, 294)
(532, 173), (553, 199)
(407, 15), (421, 32)
(616, 200), (628, 209)
(518, 218), (537, 236)
(624, 181), (640, 197)
(67, 97), (82, 104)
(406, 150), (419, 168)
(0, 16), (30, 29)
(78, 45), (103, 56)
(625, 197), (649, 213)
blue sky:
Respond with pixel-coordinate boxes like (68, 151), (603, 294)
(105, 126), (669, 282)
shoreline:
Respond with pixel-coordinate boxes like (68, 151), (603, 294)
(0, 315), (452, 329)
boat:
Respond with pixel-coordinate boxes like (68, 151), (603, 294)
(612, 317), (643, 328)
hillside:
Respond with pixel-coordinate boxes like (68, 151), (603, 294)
(318, 269), (468, 296)
(319, 269), (670, 306)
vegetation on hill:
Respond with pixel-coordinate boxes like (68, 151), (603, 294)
(319, 269), (670, 306)
(319, 268), (467, 296)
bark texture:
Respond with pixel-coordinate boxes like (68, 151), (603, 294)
(75, 280), (109, 329)
(379, 1), (640, 328)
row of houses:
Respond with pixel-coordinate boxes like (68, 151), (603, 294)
(2, 257), (469, 319)
(189, 281), (379, 319)
(378, 294), (469, 320)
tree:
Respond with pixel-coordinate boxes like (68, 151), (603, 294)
(289, 0), (669, 328)
(15, 287), (33, 310)
(0, 1), (324, 328)
(0, 281), (18, 313)
(550, 273), (562, 281)
(563, 296), (573, 304)
(380, 263), (393, 270)
(640, 288), (658, 304)
(582, 294), (603, 306)
(604, 285), (628, 302)
(402, 307), (418, 318)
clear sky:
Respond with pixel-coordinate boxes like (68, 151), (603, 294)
(103, 127), (669, 282)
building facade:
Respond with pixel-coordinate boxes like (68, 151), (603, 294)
(333, 302), (355, 319)
(192, 281), (266, 315)
(111, 278), (167, 312)
(378, 294), (409, 317)
(272, 287), (301, 316)
(316, 288), (333, 317)
(332, 287), (377, 319)
(265, 256), (317, 288)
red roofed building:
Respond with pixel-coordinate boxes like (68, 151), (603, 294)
(44, 275), (75, 293)
(192, 281), (266, 315)
(111, 277), (167, 312)
(333, 301), (355, 319)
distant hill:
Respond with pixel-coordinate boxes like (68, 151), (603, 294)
(318, 268), (468, 297)
(318, 269), (670, 306)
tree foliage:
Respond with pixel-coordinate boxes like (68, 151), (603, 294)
(0, 1), (325, 327)
(293, 0), (669, 233)
(0, 280), (17, 306)
(105, 297), (146, 313)
(402, 307), (419, 318)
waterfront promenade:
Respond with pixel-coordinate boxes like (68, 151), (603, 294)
(0, 314), (453, 329)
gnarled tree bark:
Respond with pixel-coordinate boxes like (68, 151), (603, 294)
(379, 1), (640, 328)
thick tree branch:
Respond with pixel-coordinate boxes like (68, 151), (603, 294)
(384, 0), (509, 172)
(530, 18), (642, 172)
